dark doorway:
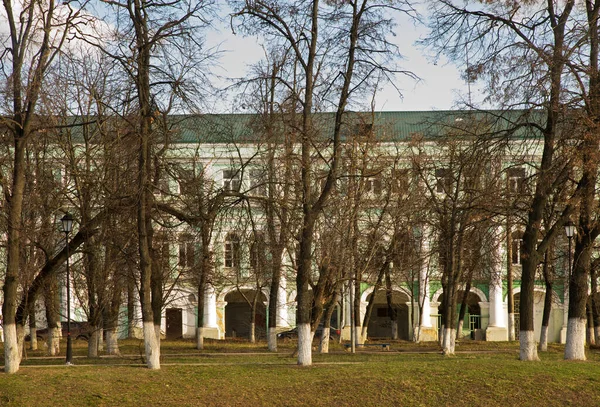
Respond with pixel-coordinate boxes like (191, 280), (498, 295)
(224, 290), (267, 339)
(166, 308), (183, 339)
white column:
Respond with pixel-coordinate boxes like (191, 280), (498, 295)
(486, 227), (508, 341)
(277, 276), (289, 327)
(205, 284), (218, 328)
(419, 231), (432, 328)
(488, 280), (505, 327)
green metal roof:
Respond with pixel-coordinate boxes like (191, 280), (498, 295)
(170, 110), (543, 144)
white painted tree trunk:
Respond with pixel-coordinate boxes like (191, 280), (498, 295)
(297, 323), (312, 366)
(391, 320), (398, 340)
(250, 322), (256, 343)
(105, 329), (120, 355)
(456, 320), (464, 340)
(565, 318), (586, 361)
(47, 327), (60, 356)
(587, 326), (595, 346)
(439, 325), (445, 346)
(595, 326), (600, 346)
(144, 321), (160, 369)
(29, 328), (37, 351)
(508, 314), (516, 341)
(519, 331), (539, 361)
(3, 324), (20, 373)
(319, 329), (330, 353)
(268, 330), (277, 352)
(441, 328), (455, 355)
(196, 327), (204, 350)
(539, 326), (548, 352)
(88, 330), (99, 358)
(98, 330), (104, 352)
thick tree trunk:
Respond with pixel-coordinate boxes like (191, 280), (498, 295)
(565, 318), (587, 360)
(88, 330), (100, 358)
(319, 328), (330, 353)
(520, 331), (539, 360)
(566, 238), (592, 360)
(196, 327), (204, 350)
(47, 326), (60, 356)
(3, 139), (27, 373)
(442, 328), (456, 355)
(297, 323), (313, 364)
(539, 326), (549, 351)
(44, 276), (61, 356)
(105, 329), (119, 355)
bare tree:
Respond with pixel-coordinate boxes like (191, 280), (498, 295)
(232, 0), (415, 366)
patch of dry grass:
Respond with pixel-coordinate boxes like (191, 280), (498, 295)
(2, 339), (600, 406)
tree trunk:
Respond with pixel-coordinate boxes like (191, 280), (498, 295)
(28, 306), (37, 351)
(587, 300), (595, 346)
(196, 240), (210, 350)
(539, 251), (553, 352)
(267, 247), (283, 352)
(385, 269), (398, 340)
(88, 330), (99, 358)
(128, 278), (135, 339)
(456, 282), (472, 340)
(506, 219), (516, 341)
(105, 329), (119, 355)
(44, 275), (61, 356)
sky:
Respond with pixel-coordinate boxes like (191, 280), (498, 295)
(0, 2), (479, 113)
(207, 6), (477, 113)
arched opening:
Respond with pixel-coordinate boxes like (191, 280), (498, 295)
(365, 290), (410, 340)
(224, 289), (267, 339)
(455, 291), (482, 339)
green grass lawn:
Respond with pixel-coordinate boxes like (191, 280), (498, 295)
(1, 339), (600, 406)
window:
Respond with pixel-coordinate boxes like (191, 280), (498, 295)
(177, 165), (200, 196)
(223, 169), (241, 192)
(511, 231), (523, 265)
(365, 176), (383, 196)
(249, 169), (267, 196)
(391, 168), (409, 194)
(154, 235), (171, 273)
(507, 167), (526, 194)
(435, 168), (452, 194)
(224, 233), (240, 268)
(250, 232), (266, 272)
(179, 234), (195, 269)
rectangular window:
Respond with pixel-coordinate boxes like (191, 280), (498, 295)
(391, 168), (409, 194)
(435, 168), (452, 194)
(511, 237), (523, 265)
(365, 176), (383, 196)
(223, 169), (241, 192)
(249, 169), (266, 196)
(178, 238), (195, 269)
(507, 167), (526, 194)
(224, 234), (240, 268)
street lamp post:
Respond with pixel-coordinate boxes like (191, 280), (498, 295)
(61, 213), (74, 365)
(564, 220), (575, 284)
